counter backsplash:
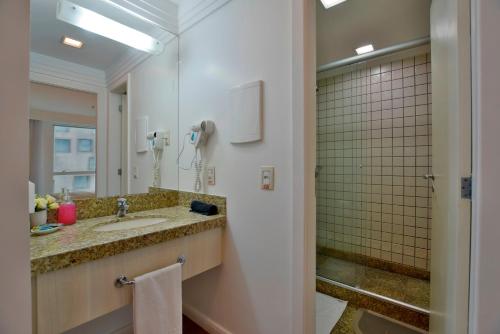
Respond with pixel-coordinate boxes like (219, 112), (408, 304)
(47, 188), (226, 223)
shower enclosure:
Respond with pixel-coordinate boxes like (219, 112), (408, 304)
(315, 43), (432, 314)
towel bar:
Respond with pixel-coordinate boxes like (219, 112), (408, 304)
(115, 255), (186, 288)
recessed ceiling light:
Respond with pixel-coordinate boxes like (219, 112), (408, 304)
(321, 0), (347, 9)
(61, 36), (84, 49)
(56, 0), (164, 55)
(356, 44), (375, 55)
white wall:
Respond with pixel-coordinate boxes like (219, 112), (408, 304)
(317, 0), (430, 67)
(469, 0), (500, 333)
(128, 38), (179, 194)
(30, 82), (97, 117)
(0, 0), (32, 333)
(178, 0), (294, 333)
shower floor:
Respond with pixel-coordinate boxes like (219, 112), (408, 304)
(317, 254), (430, 310)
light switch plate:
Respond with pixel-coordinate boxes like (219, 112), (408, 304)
(260, 166), (274, 190)
(161, 130), (170, 146)
(207, 167), (215, 186)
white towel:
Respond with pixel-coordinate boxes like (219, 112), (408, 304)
(316, 292), (347, 334)
(133, 263), (182, 334)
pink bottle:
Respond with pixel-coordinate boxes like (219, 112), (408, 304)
(58, 188), (77, 225)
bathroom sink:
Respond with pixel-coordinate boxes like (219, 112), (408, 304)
(94, 218), (167, 232)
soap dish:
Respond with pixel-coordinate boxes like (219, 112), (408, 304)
(31, 224), (62, 236)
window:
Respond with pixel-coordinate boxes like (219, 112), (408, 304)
(88, 157), (96, 171)
(73, 176), (90, 191)
(55, 139), (71, 153)
(78, 139), (93, 152)
(53, 125), (96, 194)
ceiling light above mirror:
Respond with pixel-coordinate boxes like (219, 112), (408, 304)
(61, 36), (84, 49)
(355, 44), (375, 55)
(320, 0), (347, 9)
(56, 0), (164, 55)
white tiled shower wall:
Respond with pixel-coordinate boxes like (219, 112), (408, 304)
(316, 53), (432, 270)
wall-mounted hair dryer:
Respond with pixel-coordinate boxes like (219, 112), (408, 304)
(146, 130), (170, 187)
(190, 120), (215, 149)
(147, 130), (169, 150)
(178, 120), (215, 192)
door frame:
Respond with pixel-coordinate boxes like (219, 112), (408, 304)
(291, 0), (316, 333)
(468, 0), (500, 333)
(108, 76), (130, 196)
(429, 0), (472, 332)
(302, 1), (477, 333)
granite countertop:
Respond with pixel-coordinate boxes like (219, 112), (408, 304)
(31, 206), (226, 275)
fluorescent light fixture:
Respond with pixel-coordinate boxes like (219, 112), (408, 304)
(356, 44), (375, 55)
(321, 0), (347, 9)
(61, 36), (84, 48)
(56, 0), (164, 55)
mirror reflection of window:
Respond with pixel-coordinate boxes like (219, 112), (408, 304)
(53, 125), (96, 195)
(77, 139), (93, 152)
(55, 139), (71, 153)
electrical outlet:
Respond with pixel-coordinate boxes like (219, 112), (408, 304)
(207, 167), (216, 186)
(260, 166), (274, 190)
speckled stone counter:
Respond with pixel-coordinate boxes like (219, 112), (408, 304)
(317, 279), (429, 330)
(331, 305), (357, 334)
(31, 206), (226, 275)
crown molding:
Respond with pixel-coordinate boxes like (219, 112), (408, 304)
(110, 0), (179, 33)
(105, 50), (150, 89)
(178, 0), (232, 33)
(30, 52), (106, 88)
(105, 31), (176, 88)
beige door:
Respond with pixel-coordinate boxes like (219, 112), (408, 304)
(429, 0), (472, 333)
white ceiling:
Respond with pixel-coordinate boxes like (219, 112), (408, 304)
(30, 0), (138, 70)
(317, 0), (431, 66)
(30, 0), (177, 71)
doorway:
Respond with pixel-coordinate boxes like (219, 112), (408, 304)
(109, 81), (129, 196)
(313, 0), (472, 332)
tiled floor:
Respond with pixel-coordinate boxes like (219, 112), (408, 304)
(317, 254), (430, 310)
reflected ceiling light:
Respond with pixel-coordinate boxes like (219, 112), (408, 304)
(356, 44), (375, 55)
(56, 0), (164, 55)
(320, 0), (347, 9)
(61, 36), (84, 48)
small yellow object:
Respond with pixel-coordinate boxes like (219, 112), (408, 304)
(49, 202), (59, 210)
(35, 197), (48, 210)
(46, 194), (57, 205)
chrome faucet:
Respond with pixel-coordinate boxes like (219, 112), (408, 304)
(117, 198), (129, 217)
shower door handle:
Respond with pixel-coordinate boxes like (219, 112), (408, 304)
(422, 174), (435, 192)
(315, 166), (323, 178)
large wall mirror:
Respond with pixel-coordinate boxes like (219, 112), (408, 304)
(29, 0), (179, 197)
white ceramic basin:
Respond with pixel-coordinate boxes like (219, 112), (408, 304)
(94, 218), (167, 232)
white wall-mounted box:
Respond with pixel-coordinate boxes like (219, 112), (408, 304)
(229, 80), (263, 144)
(135, 116), (148, 153)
